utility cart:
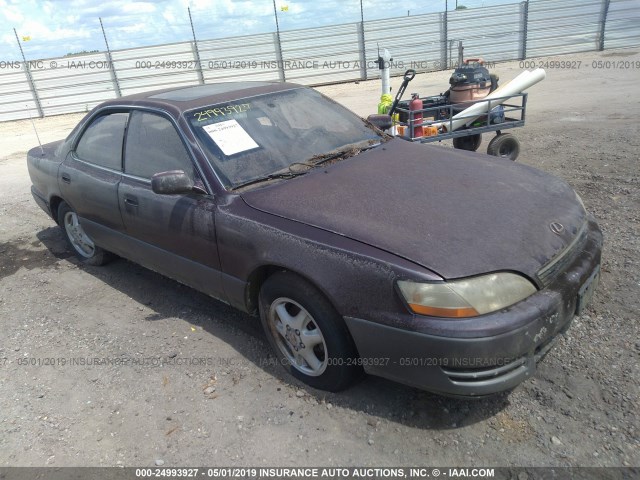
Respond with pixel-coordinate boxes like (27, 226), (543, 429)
(371, 65), (531, 161)
(394, 91), (528, 161)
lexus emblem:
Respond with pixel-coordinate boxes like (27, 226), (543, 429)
(550, 222), (565, 235)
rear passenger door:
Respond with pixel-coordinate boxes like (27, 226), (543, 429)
(59, 111), (127, 247)
(117, 110), (225, 301)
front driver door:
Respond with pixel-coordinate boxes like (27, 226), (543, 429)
(117, 109), (224, 301)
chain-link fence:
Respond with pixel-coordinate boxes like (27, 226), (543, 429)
(1, 0), (639, 122)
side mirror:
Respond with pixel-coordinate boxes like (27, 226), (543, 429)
(151, 170), (194, 195)
(367, 114), (393, 131)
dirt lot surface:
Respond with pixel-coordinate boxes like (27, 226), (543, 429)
(0, 49), (638, 468)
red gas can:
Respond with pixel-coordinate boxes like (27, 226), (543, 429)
(409, 93), (423, 138)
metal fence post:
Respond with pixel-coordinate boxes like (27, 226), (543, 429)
(520, 0), (529, 60)
(273, 33), (286, 82)
(598, 0), (611, 51)
(99, 18), (121, 97)
(358, 0), (367, 81)
(440, 10), (448, 69)
(188, 7), (205, 84)
(357, 22), (367, 81)
(272, 0), (286, 82)
(13, 28), (44, 118)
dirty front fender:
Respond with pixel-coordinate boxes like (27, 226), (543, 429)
(214, 194), (441, 325)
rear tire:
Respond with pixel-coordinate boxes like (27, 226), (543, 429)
(57, 202), (113, 266)
(487, 133), (520, 161)
(259, 271), (362, 392)
(453, 133), (482, 152)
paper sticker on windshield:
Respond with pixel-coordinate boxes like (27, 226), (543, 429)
(194, 103), (251, 122)
(203, 119), (259, 156)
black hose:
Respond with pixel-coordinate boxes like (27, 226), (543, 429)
(388, 69), (416, 117)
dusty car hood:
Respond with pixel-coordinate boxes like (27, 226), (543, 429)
(241, 139), (586, 281)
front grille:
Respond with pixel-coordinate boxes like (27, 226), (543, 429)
(537, 222), (588, 287)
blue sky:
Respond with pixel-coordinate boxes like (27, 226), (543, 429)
(1, 0), (517, 60)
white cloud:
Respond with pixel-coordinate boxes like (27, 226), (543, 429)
(187, 0), (216, 10)
(0, 0), (25, 23)
(118, 23), (149, 34)
(162, 7), (176, 23)
(222, 0), (236, 15)
(21, 18), (92, 41)
(0, 32), (15, 48)
(0, 0), (521, 60)
(122, 2), (157, 14)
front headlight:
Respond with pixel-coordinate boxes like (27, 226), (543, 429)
(397, 273), (537, 318)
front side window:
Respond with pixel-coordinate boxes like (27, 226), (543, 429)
(124, 111), (196, 180)
(75, 112), (128, 170)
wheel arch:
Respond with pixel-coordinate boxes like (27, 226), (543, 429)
(244, 264), (346, 325)
(245, 264), (282, 315)
(49, 195), (65, 225)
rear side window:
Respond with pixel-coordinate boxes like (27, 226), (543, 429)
(124, 111), (195, 180)
(75, 112), (128, 170)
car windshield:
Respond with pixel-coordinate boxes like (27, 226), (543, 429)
(187, 88), (383, 189)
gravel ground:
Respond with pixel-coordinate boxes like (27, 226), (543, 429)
(0, 49), (638, 468)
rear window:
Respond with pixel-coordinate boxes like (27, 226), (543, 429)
(75, 112), (128, 170)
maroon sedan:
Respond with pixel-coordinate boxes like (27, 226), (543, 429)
(27, 82), (602, 396)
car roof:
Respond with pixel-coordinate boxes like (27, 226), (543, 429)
(99, 81), (303, 116)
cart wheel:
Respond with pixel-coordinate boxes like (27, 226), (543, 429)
(487, 133), (520, 161)
(453, 134), (482, 152)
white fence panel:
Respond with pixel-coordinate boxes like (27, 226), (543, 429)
(30, 52), (117, 116)
(111, 42), (200, 96)
(1, 0), (639, 122)
(448, 4), (522, 63)
(364, 13), (444, 78)
(0, 66), (38, 122)
(198, 32), (281, 83)
(527, 0), (603, 57)
(280, 23), (362, 85)
(605, 0), (640, 49)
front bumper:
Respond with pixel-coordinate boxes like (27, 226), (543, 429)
(344, 219), (603, 397)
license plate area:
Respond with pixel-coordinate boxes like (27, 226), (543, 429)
(576, 264), (600, 315)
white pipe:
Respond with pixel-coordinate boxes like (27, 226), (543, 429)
(489, 69), (530, 97)
(437, 68), (546, 132)
(381, 48), (391, 95)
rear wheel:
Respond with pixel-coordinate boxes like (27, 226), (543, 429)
(57, 202), (113, 266)
(453, 133), (482, 152)
(259, 271), (362, 391)
(487, 133), (520, 161)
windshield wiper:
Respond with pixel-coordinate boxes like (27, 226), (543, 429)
(232, 140), (380, 191)
(231, 163), (313, 191)
(304, 140), (381, 166)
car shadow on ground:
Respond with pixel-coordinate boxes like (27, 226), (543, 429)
(28, 226), (511, 429)
(0, 227), (72, 281)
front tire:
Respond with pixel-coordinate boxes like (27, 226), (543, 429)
(259, 271), (362, 392)
(57, 202), (113, 266)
